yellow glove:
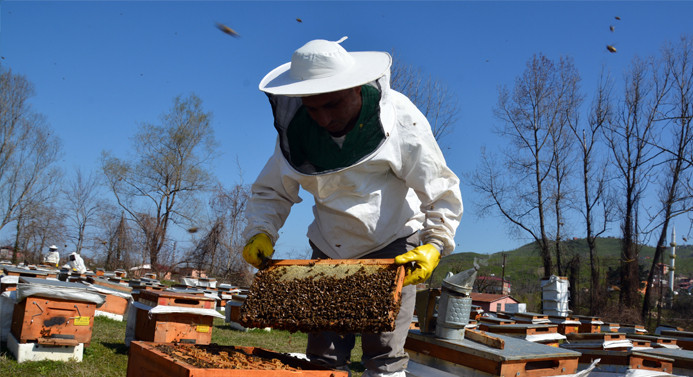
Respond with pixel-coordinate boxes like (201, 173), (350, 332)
(394, 244), (441, 286)
(242, 233), (274, 268)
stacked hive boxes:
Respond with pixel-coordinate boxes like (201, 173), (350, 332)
(541, 275), (570, 317)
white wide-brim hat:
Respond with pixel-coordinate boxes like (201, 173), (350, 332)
(259, 37), (391, 97)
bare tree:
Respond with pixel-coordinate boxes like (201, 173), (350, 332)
(101, 94), (217, 273)
(61, 168), (102, 254)
(0, 67), (62, 263)
(567, 70), (615, 314)
(16, 200), (67, 264)
(390, 53), (460, 143)
(605, 56), (668, 309)
(100, 210), (135, 271)
(471, 54), (582, 278)
(548, 59), (582, 276)
(208, 182), (253, 285)
(643, 36), (693, 320)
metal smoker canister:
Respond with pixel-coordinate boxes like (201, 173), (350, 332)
(435, 263), (478, 340)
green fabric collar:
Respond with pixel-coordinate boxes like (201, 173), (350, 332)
(287, 85), (384, 172)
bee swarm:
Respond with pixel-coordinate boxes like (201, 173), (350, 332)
(156, 343), (299, 370)
(240, 263), (402, 333)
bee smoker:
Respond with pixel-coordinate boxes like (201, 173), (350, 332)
(434, 260), (479, 340)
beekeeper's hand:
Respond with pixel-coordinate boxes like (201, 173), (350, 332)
(243, 233), (274, 269)
(395, 244), (441, 286)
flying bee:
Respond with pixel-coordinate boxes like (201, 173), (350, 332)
(216, 22), (240, 38)
(610, 25), (615, 32)
(607, 45), (617, 53)
(188, 227), (199, 234)
(296, 18), (303, 23)
(615, 16), (621, 20)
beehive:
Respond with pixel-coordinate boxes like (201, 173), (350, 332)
(405, 329), (581, 376)
(134, 290), (219, 344)
(10, 277), (104, 347)
(240, 259), (404, 333)
(126, 341), (349, 376)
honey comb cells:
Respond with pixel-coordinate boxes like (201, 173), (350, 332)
(240, 263), (402, 333)
(155, 343), (299, 370)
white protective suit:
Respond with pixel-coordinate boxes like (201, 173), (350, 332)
(68, 252), (87, 274)
(44, 251), (60, 266)
(243, 72), (463, 258)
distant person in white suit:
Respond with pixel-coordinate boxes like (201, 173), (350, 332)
(68, 252), (87, 274)
(43, 245), (60, 267)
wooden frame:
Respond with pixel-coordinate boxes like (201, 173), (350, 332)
(126, 341), (349, 377)
(240, 259), (405, 333)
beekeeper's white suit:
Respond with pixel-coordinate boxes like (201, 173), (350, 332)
(68, 252), (87, 274)
(44, 245), (60, 266)
(242, 37), (463, 377)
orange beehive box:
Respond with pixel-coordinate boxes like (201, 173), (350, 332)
(134, 290), (220, 345)
(2, 266), (51, 279)
(573, 315), (603, 334)
(86, 277), (133, 318)
(574, 349), (673, 373)
(88, 276), (133, 294)
(627, 333), (679, 348)
(127, 341), (349, 377)
(98, 294), (130, 318)
(10, 277), (104, 347)
(478, 317), (516, 332)
(563, 332), (632, 351)
(134, 310), (214, 345)
(406, 329), (580, 376)
(659, 330), (693, 350)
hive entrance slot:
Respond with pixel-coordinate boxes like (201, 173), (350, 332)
(174, 298), (200, 306)
(642, 359), (663, 369)
(525, 360), (559, 371)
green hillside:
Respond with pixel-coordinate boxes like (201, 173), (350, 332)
(432, 237), (693, 292)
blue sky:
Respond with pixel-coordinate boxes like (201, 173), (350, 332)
(1, 1), (692, 259)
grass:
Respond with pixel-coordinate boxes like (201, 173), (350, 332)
(0, 315), (366, 376)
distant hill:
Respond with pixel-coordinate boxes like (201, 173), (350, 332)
(431, 237), (693, 290)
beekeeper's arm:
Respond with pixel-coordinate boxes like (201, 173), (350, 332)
(393, 99), (463, 285)
(242, 142), (302, 268)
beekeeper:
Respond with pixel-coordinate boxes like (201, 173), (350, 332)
(44, 245), (60, 267)
(68, 252), (87, 274)
(242, 37), (463, 377)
